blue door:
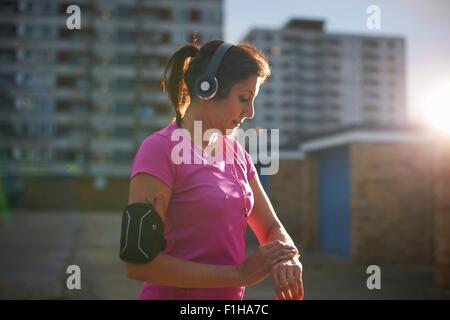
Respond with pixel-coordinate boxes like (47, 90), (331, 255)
(317, 146), (350, 257)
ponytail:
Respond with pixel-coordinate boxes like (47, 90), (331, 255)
(161, 44), (200, 128)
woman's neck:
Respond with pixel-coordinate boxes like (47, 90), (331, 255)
(179, 105), (217, 150)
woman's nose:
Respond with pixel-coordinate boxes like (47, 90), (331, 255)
(243, 102), (255, 120)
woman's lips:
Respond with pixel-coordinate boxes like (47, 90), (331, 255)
(233, 120), (241, 127)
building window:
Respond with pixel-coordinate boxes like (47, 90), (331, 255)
(20, 25), (54, 39)
(115, 5), (134, 18)
(387, 41), (396, 49)
(363, 105), (380, 112)
(146, 7), (171, 21)
(116, 30), (135, 42)
(0, 49), (15, 63)
(189, 9), (202, 22)
(136, 106), (154, 118)
(114, 78), (133, 90)
(57, 76), (88, 89)
(113, 127), (131, 139)
(362, 52), (380, 60)
(363, 40), (379, 48)
(363, 65), (379, 73)
(362, 78), (379, 86)
(387, 54), (396, 61)
(265, 102), (274, 108)
(203, 9), (221, 23)
(270, 46), (281, 55)
(0, 73), (14, 86)
(113, 151), (132, 163)
(0, 24), (16, 38)
(0, 1), (18, 14)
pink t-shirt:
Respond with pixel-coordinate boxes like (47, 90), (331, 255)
(130, 121), (257, 300)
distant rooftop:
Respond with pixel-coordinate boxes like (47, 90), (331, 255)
(283, 19), (325, 31)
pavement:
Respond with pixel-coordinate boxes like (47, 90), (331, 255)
(1, 211), (450, 300)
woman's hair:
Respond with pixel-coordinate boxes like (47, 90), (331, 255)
(161, 39), (271, 127)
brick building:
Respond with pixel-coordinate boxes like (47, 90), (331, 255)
(270, 126), (434, 264)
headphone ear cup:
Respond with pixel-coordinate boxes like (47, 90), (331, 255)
(195, 76), (218, 100)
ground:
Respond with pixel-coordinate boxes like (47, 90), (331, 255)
(1, 211), (449, 300)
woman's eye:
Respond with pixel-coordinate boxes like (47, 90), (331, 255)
(239, 97), (249, 103)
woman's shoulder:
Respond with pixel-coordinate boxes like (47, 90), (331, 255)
(131, 122), (178, 184)
(139, 122), (178, 151)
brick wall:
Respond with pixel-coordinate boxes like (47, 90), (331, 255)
(350, 143), (434, 263)
(16, 141), (437, 266)
(20, 176), (129, 211)
(269, 158), (317, 250)
(433, 134), (450, 288)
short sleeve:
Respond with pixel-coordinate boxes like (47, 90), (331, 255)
(229, 136), (258, 182)
(244, 148), (257, 181)
(130, 134), (176, 189)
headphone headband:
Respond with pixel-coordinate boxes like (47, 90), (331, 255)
(203, 42), (234, 80)
(195, 42), (234, 100)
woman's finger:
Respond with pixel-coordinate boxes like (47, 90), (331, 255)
(284, 269), (296, 300)
(266, 248), (297, 265)
(286, 267), (298, 300)
(263, 241), (297, 255)
(271, 269), (283, 300)
(292, 263), (303, 300)
(297, 278), (304, 300)
(269, 253), (294, 269)
(278, 267), (292, 300)
(262, 243), (286, 256)
(293, 265), (304, 300)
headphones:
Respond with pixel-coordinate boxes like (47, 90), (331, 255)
(194, 42), (234, 100)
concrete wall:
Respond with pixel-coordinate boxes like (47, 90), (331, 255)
(350, 143), (434, 263)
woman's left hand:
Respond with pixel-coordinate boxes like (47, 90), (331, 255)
(271, 255), (304, 300)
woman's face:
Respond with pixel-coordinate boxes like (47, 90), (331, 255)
(204, 75), (261, 135)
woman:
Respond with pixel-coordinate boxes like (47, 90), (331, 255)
(124, 40), (304, 300)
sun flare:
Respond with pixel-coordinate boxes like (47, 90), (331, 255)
(421, 81), (450, 134)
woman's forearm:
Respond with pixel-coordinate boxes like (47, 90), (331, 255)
(265, 223), (296, 248)
(126, 253), (244, 288)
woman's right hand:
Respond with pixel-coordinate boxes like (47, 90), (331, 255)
(236, 240), (298, 286)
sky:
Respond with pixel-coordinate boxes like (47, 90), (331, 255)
(224, 0), (450, 123)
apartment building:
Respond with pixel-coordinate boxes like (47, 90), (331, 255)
(242, 19), (406, 148)
(0, 0), (222, 177)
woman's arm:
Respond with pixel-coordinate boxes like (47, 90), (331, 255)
(247, 175), (296, 248)
(124, 173), (287, 288)
(126, 252), (242, 288)
(125, 173), (242, 288)
(247, 174), (304, 300)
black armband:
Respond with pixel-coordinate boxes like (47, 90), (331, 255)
(119, 203), (166, 264)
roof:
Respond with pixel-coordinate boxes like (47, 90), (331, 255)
(298, 123), (434, 153)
